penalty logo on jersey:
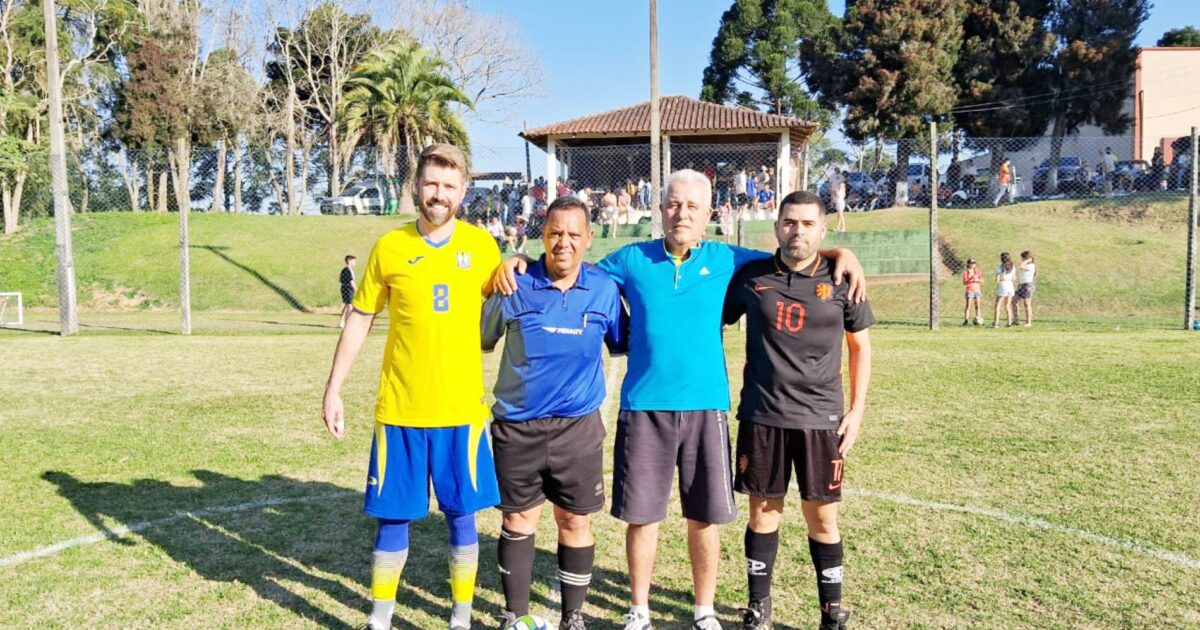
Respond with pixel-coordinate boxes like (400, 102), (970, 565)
(456, 251), (471, 269)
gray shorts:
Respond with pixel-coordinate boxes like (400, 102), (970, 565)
(610, 410), (737, 525)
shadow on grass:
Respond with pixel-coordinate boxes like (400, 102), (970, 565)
(41, 469), (731, 628)
(195, 245), (311, 313)
(0, 325), (60, 336)
(42, 470), (364, 628)
(368, 515), (727, 628)
(78, 321), (176, 335)
(215, 317), (337, 330)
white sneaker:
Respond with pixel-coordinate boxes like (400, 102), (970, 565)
(690, 615), (722, 630)
(623, 609), (652, 630)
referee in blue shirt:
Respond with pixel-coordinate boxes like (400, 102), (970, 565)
(482, 196), (627, 630)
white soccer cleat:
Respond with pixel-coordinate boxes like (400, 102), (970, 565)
(623, 609), (652, 630)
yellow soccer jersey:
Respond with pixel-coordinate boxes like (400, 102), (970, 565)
(352, 220), (501, 427)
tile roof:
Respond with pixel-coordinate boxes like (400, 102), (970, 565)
(520, 95), (817, 147)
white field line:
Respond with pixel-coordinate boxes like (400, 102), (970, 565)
(846, 488), (1200, 570)
(5, 486), (1198, 573)
(0, 491), (356, 569)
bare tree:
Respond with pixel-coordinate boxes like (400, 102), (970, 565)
(131, 0), (211, 334)
(0, 0), (42, 234)
(394, 0), (545, 124)
(263, 0), (309, 215)
(198, 8), (257, 213)
(291, 1), (385, 198)
(57, 0), (138, 214)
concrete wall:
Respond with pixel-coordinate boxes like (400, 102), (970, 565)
(1135, 48), (1200, 161)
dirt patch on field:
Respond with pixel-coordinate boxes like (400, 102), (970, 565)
(81, 284), (157, 311)
(1077, 203), (1159, 224)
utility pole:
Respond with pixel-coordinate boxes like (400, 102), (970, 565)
(649, 0), (662, 238)
(43, 0), (78, 336)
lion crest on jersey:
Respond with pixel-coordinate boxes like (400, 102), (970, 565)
(815, 282), (833, 302)
(456, 251), (471, 269)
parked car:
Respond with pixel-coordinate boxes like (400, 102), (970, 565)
(875, 163), (932, 191)
(321, 181), (385, 215)
(819, 171), (879, 208)
(1032, 156), (1084, 195)
(1114, 160), (1154, 191)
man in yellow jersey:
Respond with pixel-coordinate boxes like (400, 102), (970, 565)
(321, 143), (501, 630)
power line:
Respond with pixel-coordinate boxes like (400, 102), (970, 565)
(952, 77), (1133, 112)
(951, 66), (1200, 115)
(1142, 103), (1200, 120)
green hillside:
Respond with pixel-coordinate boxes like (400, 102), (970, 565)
(1, 193), (1191, 326)
(0, 213), (411, 312)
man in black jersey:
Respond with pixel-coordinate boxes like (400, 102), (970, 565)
(723, 190), (874, 630)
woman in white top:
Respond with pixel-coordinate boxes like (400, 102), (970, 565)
(1014, 250), (1037, 327)
(992, 252), (1016, 328)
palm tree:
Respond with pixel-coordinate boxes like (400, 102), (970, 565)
(340, 42), (471, 214)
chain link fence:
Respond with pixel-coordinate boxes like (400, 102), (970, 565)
(27, 133), (1199, 330)
(48, 144), (531, 218)
(811, 132), (1199, 329)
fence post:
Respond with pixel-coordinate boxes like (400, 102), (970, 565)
(545, 138), (558, 204)
(1187, 126), (1198, 330)
(929, 121), (939, 330)
(800, 143), (810, 192)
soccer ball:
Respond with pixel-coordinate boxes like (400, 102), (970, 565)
(509, 615), (550, 630)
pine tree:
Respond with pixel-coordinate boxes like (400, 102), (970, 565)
(952, 0), (1054, 185)
(1041, 0), (1149, 193)
(700, 0), (839, 125)
(810, 0), (965, 190)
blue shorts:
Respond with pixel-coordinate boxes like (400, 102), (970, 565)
(965, 290), (982, 298)
(364, 422), (499, 520)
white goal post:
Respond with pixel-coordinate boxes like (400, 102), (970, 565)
(0, 292), (23, 327)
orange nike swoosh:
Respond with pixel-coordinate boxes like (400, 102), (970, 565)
(753, 285), (774, 292)
(827, 482), (842, 491)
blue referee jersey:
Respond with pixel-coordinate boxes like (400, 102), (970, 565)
(482, 259), (627, 422)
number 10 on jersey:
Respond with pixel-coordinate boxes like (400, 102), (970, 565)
(433, 284), (450, 312)
(774, 300), (805, 332)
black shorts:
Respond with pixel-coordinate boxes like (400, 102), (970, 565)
(734, 422), (844, 503)
(1015, 283), (1035, 299)
(340, 286), (355, 305)
(611, 410), (737, 525)
(490, 410), (605, 514)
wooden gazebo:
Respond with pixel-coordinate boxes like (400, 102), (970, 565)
(520, 95), (819, 201)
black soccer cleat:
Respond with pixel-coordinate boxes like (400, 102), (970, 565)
(818, 607), (851, 630)
(740, 597), (772, 629)
(497, 610), (519, 630)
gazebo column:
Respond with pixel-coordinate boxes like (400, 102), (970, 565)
(546, 137), (558, 202)
(663, 134), (672, 180)
(778, 131), (792, 197)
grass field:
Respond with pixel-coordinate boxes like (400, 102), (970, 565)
(2, 315), (1198, 628)
(1, 191), (1193, 327)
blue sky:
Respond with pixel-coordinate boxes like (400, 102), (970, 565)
(465, 0), (1194, 154)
